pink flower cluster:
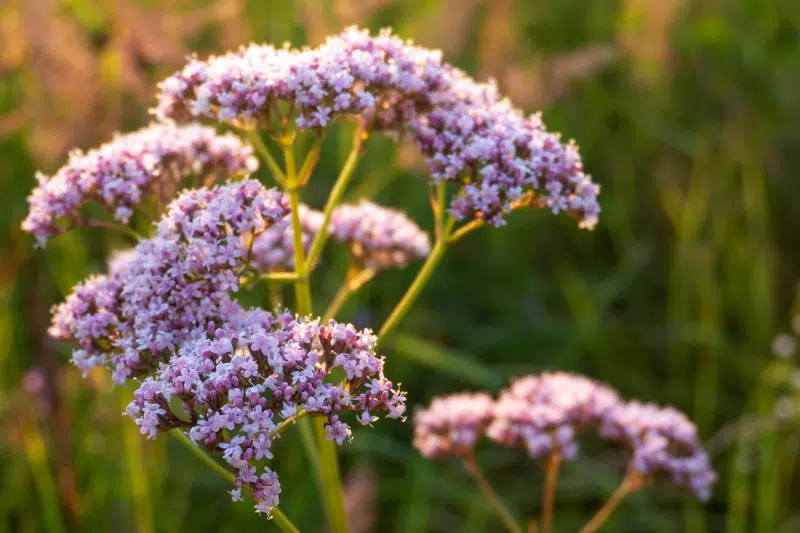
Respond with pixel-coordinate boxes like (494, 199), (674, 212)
(50, 180), (290, 384)
(413, 372), (716, 500)
(50, 179), (405, 514)
(155, 27), (600, 229)
(128, 307), (405, 514)
(487, 373), (620, 460)
(153, 27), (444, 132)
(412, 393), (494, 459)
(600, 401), (716, 501)
(22, 123), (258, 245)
(330, 200), (431, 270)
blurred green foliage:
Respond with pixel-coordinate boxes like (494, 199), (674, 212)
(2, 0), (800, 532)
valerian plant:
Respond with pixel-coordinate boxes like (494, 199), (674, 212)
(23, 27), (712, 533)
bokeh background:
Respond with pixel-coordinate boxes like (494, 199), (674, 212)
(2, 0), (800, 532)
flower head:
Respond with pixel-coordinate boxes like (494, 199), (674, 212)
(154, 27), (445, 133)
(22, 123), (258, 245)
(155, 27), (599, 229)
(601, 401), (717, 501)
(330, 200), (431, 270)
(128, 307), (405, 513)
(412, 393), (495, 459)
(50, 179), (289, 383)
(487, 372), (620, 460)
(52, 177), (405, 515)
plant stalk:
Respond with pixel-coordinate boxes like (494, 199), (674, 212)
(304, 125), (366, 271)
(323, 267), (375, 321)
(541, 453), (562, 533)
(249, 132), (287, 185)
(283, 137), (349, 533)
(462, 455), (524, 533)
(170, 431), (300, 533)
(378, 230), (449, 341)
(578, 470), (640, 533)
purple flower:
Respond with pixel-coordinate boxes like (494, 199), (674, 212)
(52, 178), (406, 515)
(22, 123), (259, 246)
(486, 372), (620, 460)
(155, 27), (600, 229)
(330, 200), (431, 270)
(50, 180), (289, 383)
(153, 28), (445, 133)
(128, 308), (405, 513)
(600, 401), (717, 501)
(412, 393), (495, 459)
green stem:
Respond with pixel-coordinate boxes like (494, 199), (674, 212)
(296, 138), (322, 188)
(541, 453), (562, 533)
(304, 127), (365, 271)
(282, 139), (349, 533)
(578, 471), (640, 533)
(462, 455), (523, 533)
(259, 271), (306, 284)
(249, 132), (287, 185)
(273, 410), (310, 435)
(448, 219), (484, 244)
(378, 227), (451, 340)
(171, 430), (235, 485)
(313, 416), (349, 533)
(434, 181), (446, 239)
(284, 144), (313, 315)
(170, 431), (300, 533)
(323, 268), (375, 321)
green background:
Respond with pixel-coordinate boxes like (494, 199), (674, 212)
(2, 0), (799, 531)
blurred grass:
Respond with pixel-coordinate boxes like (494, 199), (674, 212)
(2, 0), (800, 532)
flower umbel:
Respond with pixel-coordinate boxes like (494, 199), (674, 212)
(22, 123), (258, 245)
(600, 401), (716, 501)
(330, 200), (431, 270)
(412, 392), (494, 459)
(127, 307), (405, 513)
(50, 179), (289, 383)
(155, 27), (600, 229)
(487, 372), (620, 460)
(413, 372), (716, 501)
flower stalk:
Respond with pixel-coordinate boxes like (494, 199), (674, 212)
(578, 469), (641, 533)
(541, 453), (562, 533)
(323, 267), (375, 321)
(282, 133), (350, 533)
(378, 224), (450, 340)
(304, 123), (366, 271)
(462, 454), (523, 533)
(249, 131), (286, 185)
(170, 430), (301, 533)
